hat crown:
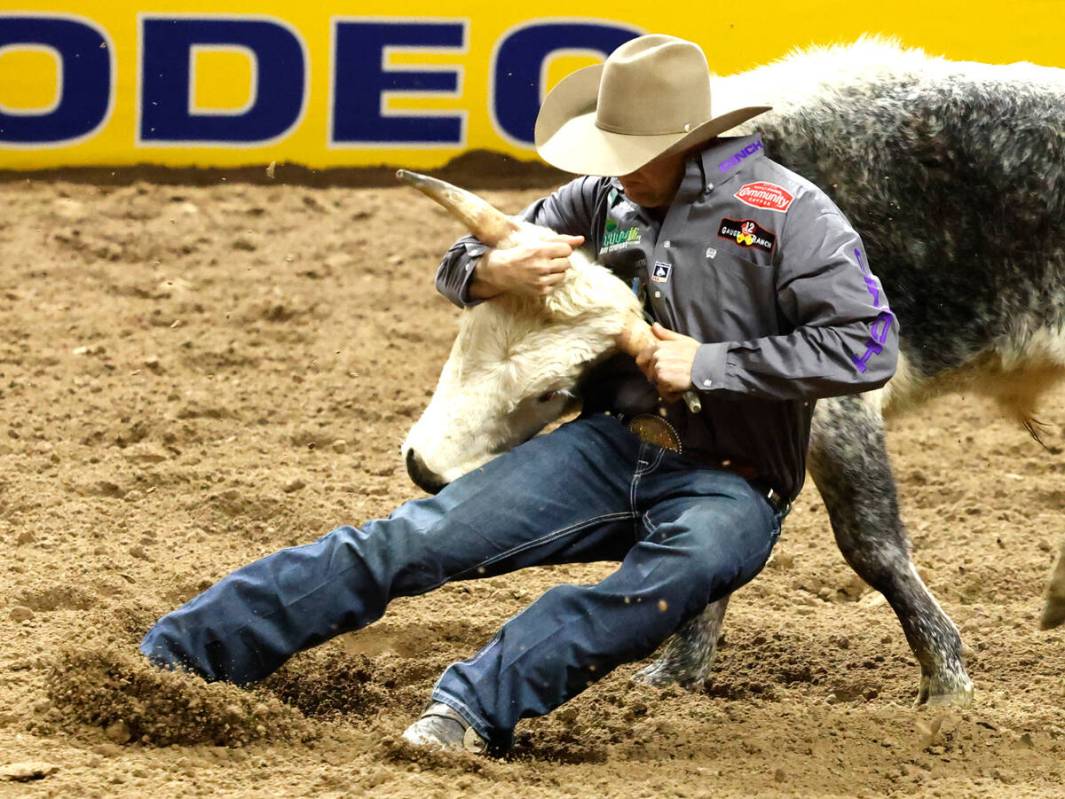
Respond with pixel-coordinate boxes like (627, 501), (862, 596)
(595, 35), (712, 136)
(532, 32), (771, 177)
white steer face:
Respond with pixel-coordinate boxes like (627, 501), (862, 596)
(400, 259), (641, 491)
(400, 302), (585, 492)
(393, 169), (642, 493)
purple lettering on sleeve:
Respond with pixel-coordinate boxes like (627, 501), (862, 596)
(869, 310), (893, 344)
(862, 275), (881, 307)
(717, 137), (764, 173)
(854, 247), (868, 274)
(847, 241), (894, 376)
(850, 340), (884, 373)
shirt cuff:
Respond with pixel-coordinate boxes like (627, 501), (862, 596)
(691, 342), (730, 392)
(457, 241), (490, 307)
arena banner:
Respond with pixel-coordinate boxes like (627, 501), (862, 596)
(1, 1), (1062, 171)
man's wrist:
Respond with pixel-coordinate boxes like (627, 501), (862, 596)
(469, 249), (505, 300)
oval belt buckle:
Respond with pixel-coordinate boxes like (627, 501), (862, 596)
(626, 414), (682, 454)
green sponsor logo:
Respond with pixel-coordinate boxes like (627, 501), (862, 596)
(601, 220), (641, 250)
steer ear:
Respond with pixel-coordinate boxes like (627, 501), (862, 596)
(396, 170), (521, 247)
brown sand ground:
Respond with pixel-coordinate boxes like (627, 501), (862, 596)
(0, 180), (1062, 798)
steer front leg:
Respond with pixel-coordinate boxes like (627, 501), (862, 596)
(635, 595), (730, 687)
(809, 394), (973, 705)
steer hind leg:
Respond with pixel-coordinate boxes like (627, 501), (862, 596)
(809, 395), (973, 705)
(635, 595), (730, 687)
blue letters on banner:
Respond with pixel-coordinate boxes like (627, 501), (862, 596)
(0, 16), (110, 144)
(333, 21), (464, 145)
(493, 22), (639, 146)
(141, 17), (305, 144)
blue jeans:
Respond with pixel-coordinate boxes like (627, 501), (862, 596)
(140, 414), (782, 751)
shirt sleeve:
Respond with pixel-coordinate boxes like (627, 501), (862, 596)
(434, 175), (603, 308)
(690, 197), (899, 400)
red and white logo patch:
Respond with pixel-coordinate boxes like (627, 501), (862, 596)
(734, 181), (794, 214)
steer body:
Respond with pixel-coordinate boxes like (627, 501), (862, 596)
(401, 38), (1064, 705)
(641, 38), (1065, 702)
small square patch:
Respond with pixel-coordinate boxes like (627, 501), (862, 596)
(705, 246), (717, 259)
(651, 261), (672, 283)
(717, 218), (776, 253)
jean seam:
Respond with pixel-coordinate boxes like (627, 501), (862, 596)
(449, 510), (636, 581)
(738, 514), (781, 577)
(630, 447), (664, 532)
(642, 512), (659, 536)
(634, 445), (665, 478)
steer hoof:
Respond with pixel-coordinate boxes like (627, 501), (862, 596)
(915, 669), (974, 707)
(632, 660), (705, 690)
(1039, 539), (1065, 630)
(1041, 596), (1065, 630)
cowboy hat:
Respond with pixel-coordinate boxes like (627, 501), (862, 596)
(534, 34), (772, 177)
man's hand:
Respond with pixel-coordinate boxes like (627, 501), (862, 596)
(469, 234), (585, 299)
(635, 322), (701, 403)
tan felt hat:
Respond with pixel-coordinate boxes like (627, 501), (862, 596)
(534, 34), (772, 177)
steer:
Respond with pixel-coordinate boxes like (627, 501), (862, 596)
(396, 171), (700, 490)
(399, 37), (1065, 705)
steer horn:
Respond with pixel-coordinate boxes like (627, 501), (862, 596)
(616, 319), (703, 414)
(396, 169), (520, 247)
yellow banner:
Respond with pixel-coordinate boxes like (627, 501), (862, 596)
(1, 2), (1061, 170)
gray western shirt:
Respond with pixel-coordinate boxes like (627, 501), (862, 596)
(435, 133), (899, 501)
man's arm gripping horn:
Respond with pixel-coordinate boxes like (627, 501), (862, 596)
(396, 169), (702, 415)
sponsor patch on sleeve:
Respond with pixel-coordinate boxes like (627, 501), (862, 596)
(733, 181), (794, 213)
(717, 218), (776, 253)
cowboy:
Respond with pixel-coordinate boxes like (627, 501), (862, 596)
(139, 34), (897, 755)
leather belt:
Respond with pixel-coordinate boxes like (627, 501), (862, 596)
(614, 412), (791, 517)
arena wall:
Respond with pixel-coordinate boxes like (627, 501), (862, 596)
(1, 1), (1061, 170)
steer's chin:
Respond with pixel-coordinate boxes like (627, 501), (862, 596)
(404, 448), (449, 494)
(403, 445), (501, 494)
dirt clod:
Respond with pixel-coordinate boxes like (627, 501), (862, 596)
(9, 606), (34, 623)
(0, 761), (59, 782)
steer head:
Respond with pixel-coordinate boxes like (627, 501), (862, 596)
(396, 170), (654, 493)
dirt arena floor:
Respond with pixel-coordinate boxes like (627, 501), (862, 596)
(0, 178), (1063, 798)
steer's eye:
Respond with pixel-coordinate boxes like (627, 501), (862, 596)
(537, 391), (558, 403)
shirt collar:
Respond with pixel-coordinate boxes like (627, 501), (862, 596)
(606, 147), (710, 204)
(605, 131), (765, 207)
(671, 132), (766, 203)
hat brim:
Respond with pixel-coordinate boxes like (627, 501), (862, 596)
(534, 63), (772, 177)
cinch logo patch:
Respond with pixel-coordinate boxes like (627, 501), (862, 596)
(651, 261), (672, 283)
(717, 138), (763, 173)
(717, 218), (776, 253)
(734, 181), (794, 213)
(601, 219), (641, 252)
